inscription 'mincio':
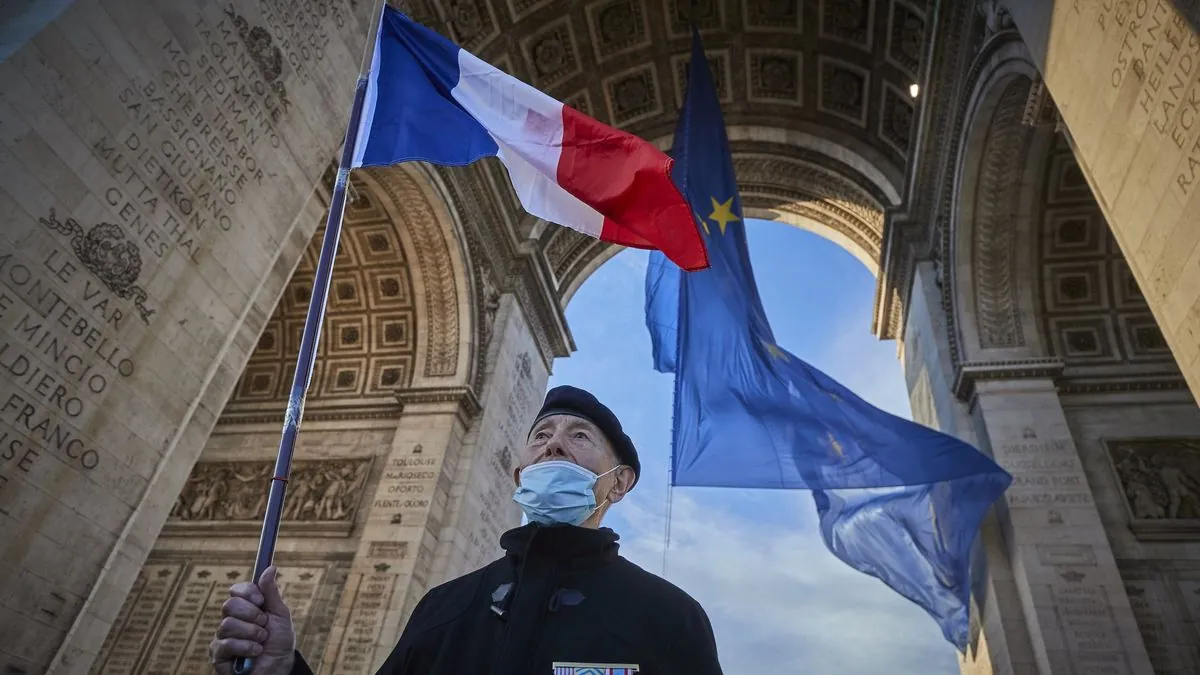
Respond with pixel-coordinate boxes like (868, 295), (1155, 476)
(0, 248), (139, 497)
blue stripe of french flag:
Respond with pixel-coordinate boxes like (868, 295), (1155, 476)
(349, 7), (708, 272)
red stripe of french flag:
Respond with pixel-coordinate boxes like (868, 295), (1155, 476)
(558, 107), (707, 271)
(449, 50), (709, 272)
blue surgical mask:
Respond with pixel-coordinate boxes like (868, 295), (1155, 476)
(513, 460), (620, 526)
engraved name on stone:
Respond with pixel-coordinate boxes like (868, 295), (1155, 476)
(337, 573), (396, 674)
(0, 0), (372, 669)
(372, 450), (437, 517)
(90, 564), (182, 675)
(182, 571), (247, 669)
(1052, 584), (1126, 664)
(1004, 457), (1081, 472)
(1094, 0), (1200, 199)
(279, 566), (326, 634)
(1036, 544), (1099, 567)
(143, 567), (224, 673)
(995, 439), (1074, 457)
(1012, 474), (1085, 488)
(100, 5), (318, 252)
(368, 541), (409, 561)
(1126, 581), (1167, 650)
(0, 249), (143, 500)
(1006, 491), (1094, 507)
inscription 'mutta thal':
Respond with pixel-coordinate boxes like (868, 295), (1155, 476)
(5, 1), (1200, 675)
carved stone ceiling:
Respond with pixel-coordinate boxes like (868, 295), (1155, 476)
(398, 0), (930, 294)
(1036, 136), (1178, 371)
(225, 175), (417, 413)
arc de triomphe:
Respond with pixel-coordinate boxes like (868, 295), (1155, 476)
(2, 1), (1200, 674)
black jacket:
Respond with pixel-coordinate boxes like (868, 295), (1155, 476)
(293, 523), (723, 674)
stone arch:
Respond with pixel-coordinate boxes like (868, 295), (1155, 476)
(355, 166), (478, 389)
(948, 37), (1057, 366)
(548, 125), (901, 306)
(219, 164), (478, 424)
(1025, 137), (1181, 376)
(222, 176), (421, 419)
(945, 32), (1184, 386)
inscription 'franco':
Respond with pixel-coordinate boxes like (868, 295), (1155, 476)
(0, 243), (145, 491)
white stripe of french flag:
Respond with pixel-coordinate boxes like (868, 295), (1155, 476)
(351, 7), (709, 272)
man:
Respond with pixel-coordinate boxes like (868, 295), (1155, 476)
(210, 385), (724, 674)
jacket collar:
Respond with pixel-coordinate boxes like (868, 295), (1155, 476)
(500, 522), (620, 568)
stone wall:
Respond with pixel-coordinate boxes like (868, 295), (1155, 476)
(86, 425), (394, 675)
(1003, 0), (1200, 401)
(0, 1), (374, 671)
(904, 262), (1040, 675)
(427, 295), (548, 588)
(1063, 394), (1200, 674)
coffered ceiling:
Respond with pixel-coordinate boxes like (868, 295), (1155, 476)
(397, 0), (929, 179)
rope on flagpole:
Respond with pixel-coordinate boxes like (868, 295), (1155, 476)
(233, 1), (386, 673)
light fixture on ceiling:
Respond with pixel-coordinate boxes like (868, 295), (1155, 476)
(909, 83), (920, 98)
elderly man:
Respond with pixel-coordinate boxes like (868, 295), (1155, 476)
(210, 385), (724, 674)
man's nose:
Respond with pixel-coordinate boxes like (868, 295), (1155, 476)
(540, 437), (569, 460)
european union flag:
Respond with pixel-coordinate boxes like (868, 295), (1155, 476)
(645, 31), (1013, 650)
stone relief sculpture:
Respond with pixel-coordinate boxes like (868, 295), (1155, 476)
(170, 458), (372, 522)
(1109, 439), (1200, 522)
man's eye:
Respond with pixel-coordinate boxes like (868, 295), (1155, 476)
(534, 431), (550, 440)
(574, 431), (590, 440)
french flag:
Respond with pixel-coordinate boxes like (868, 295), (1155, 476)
(350, 7), (709, 272)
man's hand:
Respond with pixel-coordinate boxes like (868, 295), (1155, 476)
(210, 566), (296, 675)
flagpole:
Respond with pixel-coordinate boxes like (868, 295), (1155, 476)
(660, 0), (701, 585)
(233, 2), (385, 673)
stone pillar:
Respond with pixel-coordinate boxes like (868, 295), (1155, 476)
(969, 376), (1155, 675)
(313, 389), (478, 675)
(901, 263), (1037, 675)
(0, 2), (374, 671)
(427, 295), (548, 587)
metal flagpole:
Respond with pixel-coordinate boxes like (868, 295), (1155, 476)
(234, 2), (385, 673)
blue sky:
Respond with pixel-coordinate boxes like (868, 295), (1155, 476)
(547, 220), (959, 674)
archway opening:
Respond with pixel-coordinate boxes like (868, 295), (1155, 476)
(550, 220), (956, 675)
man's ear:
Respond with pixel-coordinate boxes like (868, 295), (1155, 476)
(512, 465), (522, 486)
(606, 466), (636, 504)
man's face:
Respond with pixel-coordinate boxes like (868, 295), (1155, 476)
(515, 414), (635, 513)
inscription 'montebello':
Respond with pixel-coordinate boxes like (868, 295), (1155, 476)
(0, 242), (145, 505)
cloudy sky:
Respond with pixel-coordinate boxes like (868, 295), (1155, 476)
(547, 220), (960, 675)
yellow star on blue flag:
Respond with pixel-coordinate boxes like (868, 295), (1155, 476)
(708, 196), (738, 235)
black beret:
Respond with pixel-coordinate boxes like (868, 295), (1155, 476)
(531, 385), (640, 485)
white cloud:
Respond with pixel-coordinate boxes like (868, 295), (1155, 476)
(607, 486), (959, 674)
(798, 304), (914, 421)
(610, 249), (650, 274)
